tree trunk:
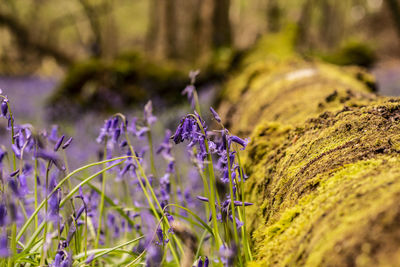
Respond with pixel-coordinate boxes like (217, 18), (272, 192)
(164, 0), (178, 59)
(218, 45), (400, 266)
(384, 0), (400, 40)
(212, 0), (232, 48)
(145, 0), (161, 55)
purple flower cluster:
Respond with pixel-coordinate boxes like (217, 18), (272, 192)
(172, 112), (208, 166)
(0, 79), (253, 266)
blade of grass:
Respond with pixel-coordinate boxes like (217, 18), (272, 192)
(16, 156), (131, 242)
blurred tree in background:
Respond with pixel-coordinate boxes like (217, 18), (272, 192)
(1, 0), (398, 75)
(0, 0), (399, 113)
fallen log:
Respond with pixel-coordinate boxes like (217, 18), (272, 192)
(219, 37), (400, 266)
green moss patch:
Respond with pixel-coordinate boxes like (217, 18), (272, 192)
(242, 101), (400, 266)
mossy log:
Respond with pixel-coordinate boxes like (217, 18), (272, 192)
(219, 53), (400, 266)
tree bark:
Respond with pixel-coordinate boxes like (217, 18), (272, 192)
(384, 0), (400, 40)
(164, 0), (178, 59)
(212, 0), (232, 48)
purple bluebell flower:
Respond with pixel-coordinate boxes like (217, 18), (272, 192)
(220, 244), (237, 267)
(61, 137), (73, 149)
(156, 129), (172, 155)
(48, 176), (61, 223)
(11, 144), (21, 159)
(9, 169), (19, 177)
(8, 178), (19, 196)
(198, 256), (209, 267)
(146, 245), (162, 267)
(54, 135), (65, 151)
(229, 135), (249, 150)
(19, 173), (29, 196)
(136, 126), (149, 139)
(198, 257), (203, 267)
(8, 202), (17, 222)
(0, 204), (7, 227)
(0, 234), (9, 258)
(112, 128), (121, 143)
(127, 117), (137, 135)
(52, 251), (62, 266)
(196, 195), (252, 226)
(182, 85), (195, 108)
(159, 173), (171, 208)
(85, 254), (95, 264)
(210, 107), (221, 123)
(35, 150), (65, 171)
(189, 69), (200, 84)
(144, 101), (157, 125)
(49, 125), (59, 142)
(172, 115), (208, 168)
(120, 140), (127, 147)
(111, 117), (119, 129)
(6, 117), (12, 130)
(0, 148), (6, 163)
(60, 253), (72, 267)
(66, 223), (76, 245)
(196, 196), (209, 202)
(1, 100), (8, 117)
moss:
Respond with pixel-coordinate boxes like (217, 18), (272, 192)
(219, 57), (378, 135)
(218, 36), (400, 265)
(318, 41), (377, 68)
(239, 101), (400, 266)
(47, 51), (189, 119)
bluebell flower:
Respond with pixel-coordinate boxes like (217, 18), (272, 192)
(8, 178), (19, 196)
(189, 69), (200, 84)
(210, 107), (221, 123)
(11, 144), (21, 159)
(182, 85), (195, 108)
(196, 195), (252, 227)
(49, 125), (59, 143)
(220, 244), (236, 267)
(144, 101), (157, 125)
(48, 175), (61, 223)
(0, 204), (7, 227)
(146, 245), (162, 267)
(54, 135), (65, 151)
(0, 147), (6, 163)
(35, 150), (65, 171)
(197, 256), (209, 267)
(85, 254), (95, 264)
(0, 234), (9, 258)
(229, 135), (249, 150)
(1, 100), (8, 117)
(61, 137), (73, 149)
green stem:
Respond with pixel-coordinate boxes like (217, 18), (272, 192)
(146, 129), (157, 177)
(94, 140), (108, 251)
(39, 161), (52, 266)
(236, 150), (252, 261)
(34, 149), (39, 230)
(17, 156), (130, 242)
(124, 131), (182, 265)
(227, 144), (241, 265)
(189, 114), (222, 248)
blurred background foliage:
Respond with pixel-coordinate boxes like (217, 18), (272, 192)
(0, 0), (400, 115)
